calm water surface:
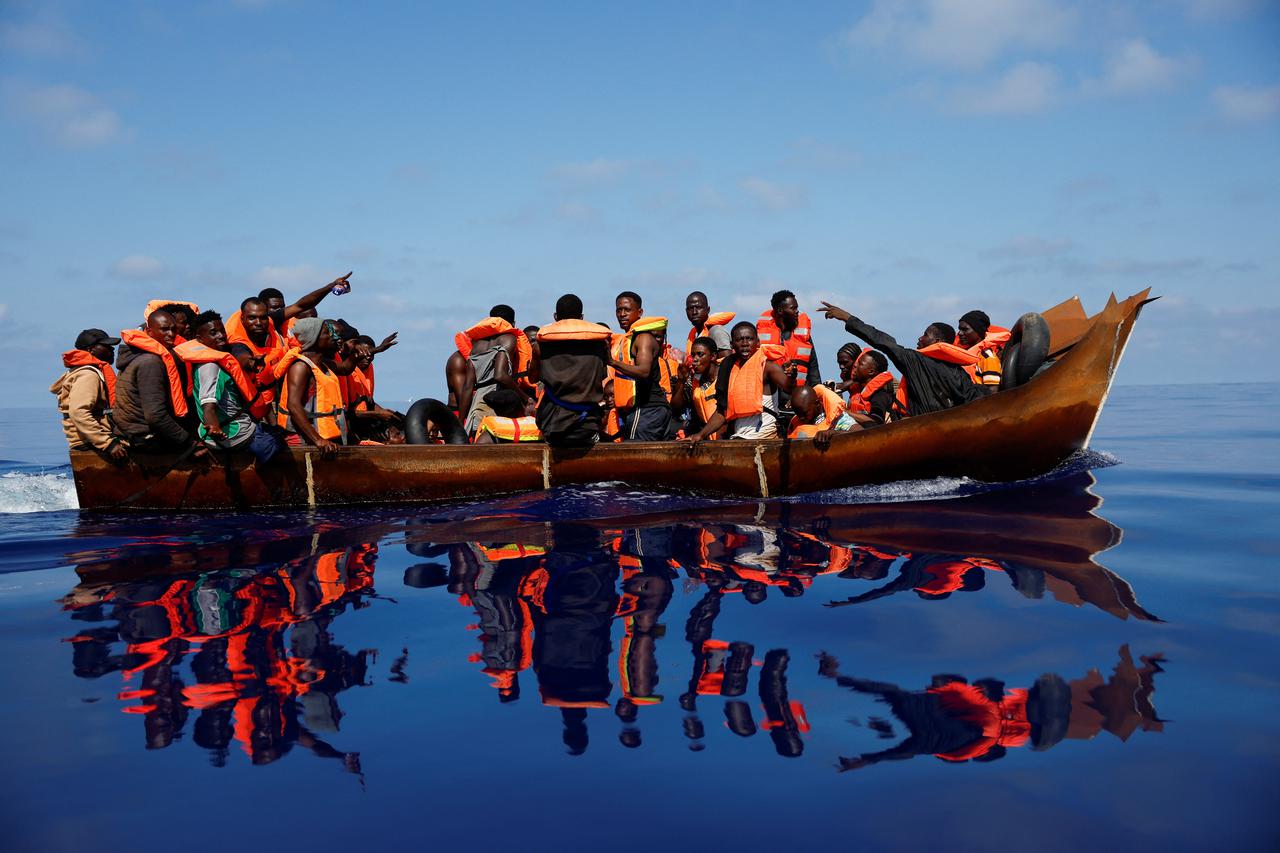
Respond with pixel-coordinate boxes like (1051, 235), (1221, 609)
(1, 385), (1277, 852)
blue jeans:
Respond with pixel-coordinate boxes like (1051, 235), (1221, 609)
(246, 426), (284, 464)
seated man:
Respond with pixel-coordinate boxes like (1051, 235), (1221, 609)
(473, 389), (542, 444)
(787, 384), (856, 440)
(846, 349), (896, 426)
(819, 304), (982, 418)
(535, 294), (611, 446)
(956, 309), (1008, 391)
(176, 310), (283, 464)
(51, 329), (128, 461)
(684, 290), (734, 361)
(114, 310), (208, 457)
(345, 335), (404, 443)
(682, 322), (795, 443)
(277, 318), (346, 458)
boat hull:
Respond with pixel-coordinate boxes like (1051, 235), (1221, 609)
(70, 289), (1152, 511)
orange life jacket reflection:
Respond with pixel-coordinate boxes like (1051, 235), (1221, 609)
(757, 311), (814, 386)
(915, 557), (1004, 595)
(928, 682), (1030, 761)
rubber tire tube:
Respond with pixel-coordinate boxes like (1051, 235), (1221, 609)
(404, 398), (469, 445)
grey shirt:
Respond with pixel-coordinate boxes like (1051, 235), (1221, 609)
(194, 362), (255, 447)
(707, 324), (732, 352)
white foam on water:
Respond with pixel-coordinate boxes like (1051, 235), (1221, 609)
(0, 471), (79, 513)
(788, 476), (976, 505)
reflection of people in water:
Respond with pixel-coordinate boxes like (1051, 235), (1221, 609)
(613, 529), (675, 748)
(825, 554), (1003, 606)
(61, 545), (379, 773)
(818, 645), (1166, 771)
(531, 524), (620, 755)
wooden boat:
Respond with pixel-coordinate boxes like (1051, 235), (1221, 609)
(69, 289), (1154, 511)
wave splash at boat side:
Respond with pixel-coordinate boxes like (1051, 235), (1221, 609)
(0, 468), (79, 514)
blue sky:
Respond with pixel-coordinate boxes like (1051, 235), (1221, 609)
(3, 0), (1279, 405)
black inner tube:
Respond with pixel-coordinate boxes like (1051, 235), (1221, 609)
(404, 398), (468, 445)
(999, 312), (1051, 390)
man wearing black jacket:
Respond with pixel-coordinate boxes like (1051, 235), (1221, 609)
(113, 310), (208, 458)
(819, 303), (982, 417)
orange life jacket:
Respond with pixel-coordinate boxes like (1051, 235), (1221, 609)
(174, 339), (266, 419)
(225, 310), (285, 356)
(143, 299), (199, 323)
(914, 557), (1003, 595)
(276, 354), (346, 440)
(474, 415), (542, 443)
(119, 329), (189, 418)
(724, 344), (787, 422)
(342, 365), (375, 411)
(956, 327), (1011, 354)
(691, 374), (718, 429)
(62, 350), (117, 406)
(849, 371), (894, 414)
(611, 316), (668, 409)
(929, 682), (1031, 761)
(757, 311), (814, 386)
(685, 311), (736, 360)
(455, 317), (535, 389)
(537, 319), (612, 342)
(787, 384), (846, 438)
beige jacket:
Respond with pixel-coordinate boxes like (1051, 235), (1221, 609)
(50, 366), (116, 451)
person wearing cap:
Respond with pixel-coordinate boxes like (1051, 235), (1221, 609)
(51, 329), (128, 461)
(956, 309), (1010, 391)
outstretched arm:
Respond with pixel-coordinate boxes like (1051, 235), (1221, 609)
(284, 272), (352, 321)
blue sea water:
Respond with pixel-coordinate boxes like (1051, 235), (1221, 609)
(1, 385), (1278, 852)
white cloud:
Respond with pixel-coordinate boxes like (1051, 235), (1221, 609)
(1212, 85), (1280, 123)
(0, 19), (87, 59)
(951, 61), (1060, 115)
(251, 264), (322, 290)
(109, 255), (165, 280)
(843, 0), (1075, 70)
(3, 81), (127, 147)
(1087, 39), (1195, 96)
(739, 177), (808, 211)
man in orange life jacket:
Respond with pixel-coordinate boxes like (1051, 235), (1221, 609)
(683, 322), (795, 442)
(685, 290), (734, 360)
(820, 303), (983, 417)
(51, 328), (129, 462)
(826, 552), (997, 608)
(448, 303), (529, 436)
(610, 311), (684, 441)
(536, 294), (611, 447)
(279, 317), (345, 459)
(113, 310), (209, 458)
(957, 309), (1005, 391)
(757, 289), (821, 399)
(253, 274), (358, 341)
(847, 349), (896, 426)
(183, 310), (284, 464)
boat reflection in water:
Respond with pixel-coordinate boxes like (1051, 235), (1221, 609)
(62, 472), (1165, 770)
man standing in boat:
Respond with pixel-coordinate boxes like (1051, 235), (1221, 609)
(685, 291), (734, 361)
(536, 294), (611, 446)
(757, 290), (821, 398)
(819, 304), (983, 417)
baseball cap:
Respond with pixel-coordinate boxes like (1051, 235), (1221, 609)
(75, 329), (121, 349)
